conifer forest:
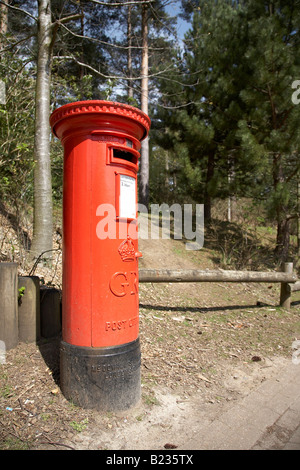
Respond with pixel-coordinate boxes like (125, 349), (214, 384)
(0, 0), (300, 266)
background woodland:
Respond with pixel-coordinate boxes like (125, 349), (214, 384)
(0, 0), (299, 267)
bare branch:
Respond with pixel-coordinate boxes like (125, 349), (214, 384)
(0, 0), (37, 22)
(53, 54), (176, 81)
(53, 54), (202, 90)
(88, 0), (155, 6)
(53, 55), (125, 80)
(58, 22), (166, 51)
(54, 13), (83, 26)
(157, 101), (197, 109)
(0, 34), (35, 54)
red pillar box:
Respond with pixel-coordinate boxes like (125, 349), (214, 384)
(50, 101), (150, 411)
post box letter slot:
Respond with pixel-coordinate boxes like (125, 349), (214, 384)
(113, 149), (137, 166)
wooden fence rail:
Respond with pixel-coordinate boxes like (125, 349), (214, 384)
(139, 269), (297, 284)
(290, 281), (300, 292)
(139, 262), (299, 310)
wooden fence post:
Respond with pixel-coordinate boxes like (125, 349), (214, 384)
(40, 287), (61, 338)
(280, 262), (293, 310)
(0, 263), (18, 350)
(18, 276), (41, 343)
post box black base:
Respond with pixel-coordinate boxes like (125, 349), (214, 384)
(60, 338), (141, 412)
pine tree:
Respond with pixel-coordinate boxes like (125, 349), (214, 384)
(157, 0), (300, 263)
(238, 0), (300, 261)
(156, 0), (251, 220)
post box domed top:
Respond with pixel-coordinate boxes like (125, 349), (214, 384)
(50, 100), (151, 143)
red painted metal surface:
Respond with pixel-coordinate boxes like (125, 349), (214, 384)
(50, 101), (150, 348)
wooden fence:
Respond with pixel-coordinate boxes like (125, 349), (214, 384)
(139, 262), (300, 310)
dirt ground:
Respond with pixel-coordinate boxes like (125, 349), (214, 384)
(0, 221), (300, 450)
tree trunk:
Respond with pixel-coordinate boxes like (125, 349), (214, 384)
(273, 154), (290, 262)
(203, 151), (214, 222)
(0, 0), (8, 37)
(79, 0), (85, 87)
(275, 216), (290, 262)
(297, 177), (300, 267)
(227, 157), (235, 222)
(127, 3), (133, 100)
(30, 0), (53, 260)
(139, 4), (149, 208)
